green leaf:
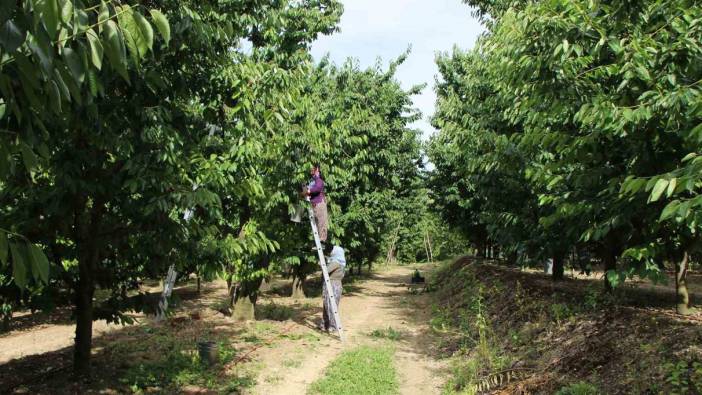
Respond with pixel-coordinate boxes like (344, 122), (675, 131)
(691, 123), (702, 142)
(116, 6), (143, 60)
(0, 231), (8, 266)
(28, 243), (50, 283)
(120, 25), (140, 65)
(10, 242), (27, 289)
(149, 9), (170, 46)
(682, 152), (697, 162)
(60, 0), (73, 24)
(39, 0), (60, 40)
(103, 20), (128, 80)
(0, 135), (9, 179)
(48, 80), (62, 113)
(20, 143), (38, 171)
(86, 28), (103, 70)
(63, 47), (85, 86)
(649, 178), (668, 202)
(636, 65), (651, 81)
(0, 19), (25, 52)
(73, 7), (88, 35)
(666, 178), (677, 198)
(53, 67), (72, 101)
(98, 1), (110, 27)
(0, 0), (14, 25)
(660, 200), (680, 221)
(86, 67), (99, 96)
(133, 11), (153, 52)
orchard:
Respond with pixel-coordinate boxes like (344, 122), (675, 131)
(0, 0), (701, 393)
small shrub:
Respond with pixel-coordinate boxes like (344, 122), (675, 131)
(550, 303), (575, 324)
(583, 286), (600, 311)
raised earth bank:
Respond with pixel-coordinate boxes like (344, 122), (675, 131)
(429, 257), (702, 394)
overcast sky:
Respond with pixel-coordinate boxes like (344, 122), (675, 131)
(310, 0), (484, 141)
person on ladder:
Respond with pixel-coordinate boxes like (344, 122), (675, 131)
(320, 244), (345, 333)
(304, 163), (328, 251)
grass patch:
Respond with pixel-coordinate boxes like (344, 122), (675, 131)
(308, 345), (398, 395)
(369, 326), (403, 341)
(120, 339), (241, 393)
(283, 358), (303, 368)
(256, 303), (295, 321)
(555, 381), (600, 395)
(280, 331), (321, 342)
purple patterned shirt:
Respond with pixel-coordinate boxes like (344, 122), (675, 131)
(308, 175), (325, 205)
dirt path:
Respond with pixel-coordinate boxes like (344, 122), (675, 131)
(253, 266), (446, 395)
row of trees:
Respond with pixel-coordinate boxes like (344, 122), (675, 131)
(429, 0), (702, 313)
(0, 0), (458, 376)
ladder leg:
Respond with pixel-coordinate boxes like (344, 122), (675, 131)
(308, 206), (344, 341)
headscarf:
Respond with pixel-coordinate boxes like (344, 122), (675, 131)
(329, 246), (346, 267)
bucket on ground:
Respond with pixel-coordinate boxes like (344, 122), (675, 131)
(197, 341), (219, 366)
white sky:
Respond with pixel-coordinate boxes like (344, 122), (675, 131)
(310, 0), (484, 141)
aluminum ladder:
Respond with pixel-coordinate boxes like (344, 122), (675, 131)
(306, 203), (344, 341)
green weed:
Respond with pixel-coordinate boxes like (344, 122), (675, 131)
(664, 360), (702, 395)
(369, 326), (403, 341)
(283, 358), (303, 368)
(555, 381), (600, 395)
(308, 345), (399, 395)
(280, 331), (321, 342)
(550, 303), (575, 324)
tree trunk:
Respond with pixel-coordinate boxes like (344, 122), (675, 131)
(259, 278), (271, 293)
(291, 275), (306, 299)
(231, 289), (256, 321)
(231, 255), (269, 321)
(0, 304), (10, 332)
(73, 197), (102, 377)
(427, 233), (434, 263)
(74, 241), (98, 377)
(676, 251), (691, 315)
(507, 251), (518, 266)
(424, 233), (430, 263)
(552, 253), (565, 281)
(197, 276), (201, 294)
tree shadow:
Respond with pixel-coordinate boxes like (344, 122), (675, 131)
(0, 306), (75, 336)
(1, 281), (217, 339)
(0, 311), (257, 394)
